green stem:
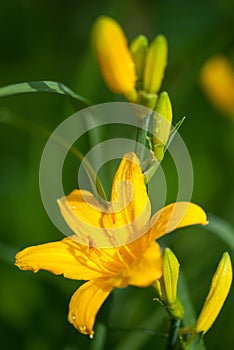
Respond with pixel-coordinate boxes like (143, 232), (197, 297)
(166, 318), (182, 350)
(134, 112), (152, 167)
(89, 323), (107, 350)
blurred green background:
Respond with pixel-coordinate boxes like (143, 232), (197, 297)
(0, 0), (234, 349)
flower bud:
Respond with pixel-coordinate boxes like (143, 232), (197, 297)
(153, 91), (172, 161)
(130, 35), (148, 86)
(154, 248), (184, 319)
(162, 248), (179, 305)
(143, 34), (168, 94)
(92, 16), (137, 98)
(195, 252), (233, 334)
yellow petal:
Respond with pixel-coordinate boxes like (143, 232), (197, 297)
(68, 279), (113, 337)
(92, 16), (136, 96)
(149, 202), (208, 241)
(15, 236), (116, 280)
(113, 241), (162, 288)
(58, 189), (114, 248)
(102, 153), (151, 246)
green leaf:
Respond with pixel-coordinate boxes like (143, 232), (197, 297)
(0, 111), (107, 202)
(0, 81), (91, 106)
(205, 214), (234, 252)
(167, 116), (186, 149)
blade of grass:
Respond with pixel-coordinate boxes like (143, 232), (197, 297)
(0, 81), (91, 106)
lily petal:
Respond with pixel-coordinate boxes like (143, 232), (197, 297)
(149, 202), (208, 241)
(15, 236), (116, 280)
(103, 153), (151, 245)
(68, 279), (113, 337)
(112, 241), (162, 288)
(58, 190), (113, 247)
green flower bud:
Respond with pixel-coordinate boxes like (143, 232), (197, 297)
(153, 248), (184, 320)
(153, 91), (172, 161)
(162, 248), (180, 305)
(130, 35), (148, 87)
(143, 34), (168, 94)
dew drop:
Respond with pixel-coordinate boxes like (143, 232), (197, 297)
(72, 205), (76, 209)
(72, 315), (76, 320)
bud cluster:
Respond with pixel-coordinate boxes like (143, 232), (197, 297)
(92, 16), (172, 162)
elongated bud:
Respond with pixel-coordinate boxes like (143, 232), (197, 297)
(153, 248), (184, 319)
(195, 252), (233, 334)
(153, 91), (173, 161)
(130, 35), (148, 86)
(143, 34), (168, 94)
(162, 248), (179, 305)
(92, 16), (137, 99)
(200, 55), (234, 118)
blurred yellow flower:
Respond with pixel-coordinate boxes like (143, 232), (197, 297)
(200, 55), (234, 119)
(92, 16), (137, 99)
(15, 152), (207, 337)
(195, 252), (232, 334)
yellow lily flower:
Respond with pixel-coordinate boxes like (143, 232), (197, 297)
(15, 152), (207, 338)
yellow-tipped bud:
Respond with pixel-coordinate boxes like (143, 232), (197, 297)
(195, 252), (233, 334)
(143, 34), (168, 94)
(130, 35), (148, 86)
(200, 55), (234, 118)
(153, 91), (173, 161)
(92, 16), (137, 98)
